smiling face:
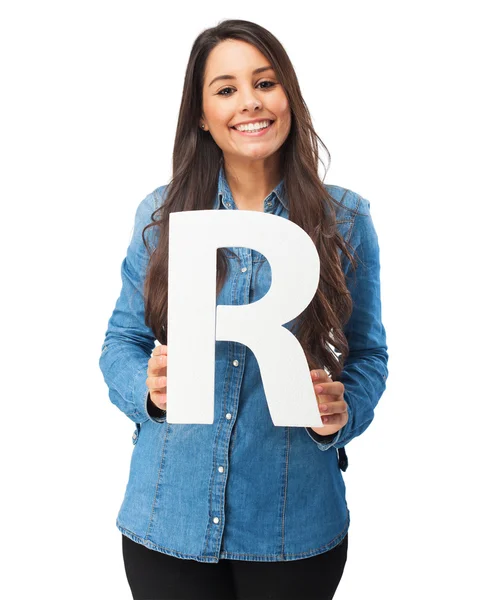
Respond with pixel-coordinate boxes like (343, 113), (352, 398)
(201, 39), (291, 165)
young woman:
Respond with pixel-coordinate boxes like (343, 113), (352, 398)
(99, 19), (389, 600)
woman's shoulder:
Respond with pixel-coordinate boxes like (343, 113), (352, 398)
(324, 184), (371, 218)
(129, 185), (170, 249)
(325, 184), (382, 256)
(130, 185), (170, 230)
(150, 184), (170, 210)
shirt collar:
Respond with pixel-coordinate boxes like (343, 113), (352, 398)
(213, 163), (289, 211)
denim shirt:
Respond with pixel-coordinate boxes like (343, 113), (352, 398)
(99, 165), (388, 563)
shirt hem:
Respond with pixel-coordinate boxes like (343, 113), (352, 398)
(117, 513), (350, 564)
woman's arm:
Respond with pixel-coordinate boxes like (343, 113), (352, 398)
(99, 187), (167, 424)
(307, 196), (389, 450)
(335, 199), (389, 448)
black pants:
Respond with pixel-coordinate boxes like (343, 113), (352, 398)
(122, 533), (348, 600)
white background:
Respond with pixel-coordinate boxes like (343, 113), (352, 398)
(1, 1), (477, 598)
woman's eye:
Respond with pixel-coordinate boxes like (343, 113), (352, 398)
(218, 87), (235, 96)
(258, 81), (276, 89)
(217, 81), (276, 97)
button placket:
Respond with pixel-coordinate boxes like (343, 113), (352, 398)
(208, 246), (248, 548)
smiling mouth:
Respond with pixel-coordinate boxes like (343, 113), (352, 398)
(231, 120), (275, 134)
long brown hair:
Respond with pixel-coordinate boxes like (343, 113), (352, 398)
(142, 19), (358, 380)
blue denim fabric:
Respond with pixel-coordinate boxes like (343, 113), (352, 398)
(99, 165), (388, 563)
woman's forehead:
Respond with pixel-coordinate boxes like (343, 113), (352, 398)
(204, 40), (270, 81)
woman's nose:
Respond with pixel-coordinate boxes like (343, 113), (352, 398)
(238, 89), (263, 111)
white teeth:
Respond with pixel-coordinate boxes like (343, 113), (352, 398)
(235, 120), (271, 132)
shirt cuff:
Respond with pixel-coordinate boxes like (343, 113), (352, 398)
(145, 392), (167, 423)
(305, 427), (341, 450)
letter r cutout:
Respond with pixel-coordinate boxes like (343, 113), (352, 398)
(166, 210), (324, 428)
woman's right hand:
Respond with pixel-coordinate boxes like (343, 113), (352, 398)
(146, 344), (168, 410)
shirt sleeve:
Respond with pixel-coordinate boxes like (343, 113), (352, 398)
(98, 187), (167, 424)
(307, 197), (389, 451)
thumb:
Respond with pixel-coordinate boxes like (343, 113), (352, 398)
(310, 368), (332, 383)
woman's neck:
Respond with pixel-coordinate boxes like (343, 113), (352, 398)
(223, 157), (282, 211)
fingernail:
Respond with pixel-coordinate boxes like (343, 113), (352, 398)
(323, 416), (329, 423)
(315, 385), (323, 394)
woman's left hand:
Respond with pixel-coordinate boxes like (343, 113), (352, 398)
(310, 369), (349, 437)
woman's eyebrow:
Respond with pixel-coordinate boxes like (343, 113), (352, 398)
(208, 66), (274, 88)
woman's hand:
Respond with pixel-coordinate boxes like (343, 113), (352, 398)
(146, 344), (168, 410)
(310, 369), (348, 437)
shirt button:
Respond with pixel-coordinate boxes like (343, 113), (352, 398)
(225, 202), (231, 208)
(218, 466), (224, 473)
(241, 267), (247, 273)
(213, 517), (220, 524)
(233, 360), (239, 367)
(226, 413), (232, 420)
